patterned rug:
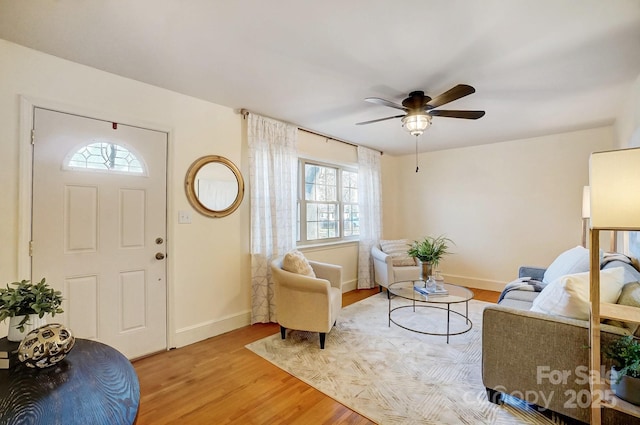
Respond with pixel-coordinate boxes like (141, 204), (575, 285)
(245, 293), (569, 425)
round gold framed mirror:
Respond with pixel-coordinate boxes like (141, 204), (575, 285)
(185, 155), (244, 218)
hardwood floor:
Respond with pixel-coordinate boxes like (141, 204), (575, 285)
(133, 287), (500, 424)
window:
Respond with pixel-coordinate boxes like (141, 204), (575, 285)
(298, 159), (358, 243)
(64, 141), (146, 175)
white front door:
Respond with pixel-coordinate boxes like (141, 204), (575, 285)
(31, 108), (167, 359)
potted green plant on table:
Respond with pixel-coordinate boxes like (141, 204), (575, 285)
(603, 335), (640, 405)
(0, 278), (64, 342)
(407, 235), (454, 280)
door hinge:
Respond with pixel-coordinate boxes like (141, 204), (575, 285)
(31, 129), (35, 145)
(29, 240), (33, 256)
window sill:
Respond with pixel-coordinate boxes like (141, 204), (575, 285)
(297, 239), (359, 252)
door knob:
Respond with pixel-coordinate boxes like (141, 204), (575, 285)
(155, 252), (165, 260)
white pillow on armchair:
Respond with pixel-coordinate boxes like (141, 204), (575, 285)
(282, 250), (316, 278)
(379, 239), (416, 266)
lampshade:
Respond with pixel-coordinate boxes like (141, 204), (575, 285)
(589, 147), (640, 230)
(402, 114), (432, 136)
(582, 186), (590, 219)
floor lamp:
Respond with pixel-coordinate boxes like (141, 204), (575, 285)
(589, 147), (640, 424)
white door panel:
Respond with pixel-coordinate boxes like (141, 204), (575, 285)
(32, 108), (167, 359)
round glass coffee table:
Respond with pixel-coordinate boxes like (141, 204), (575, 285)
(387, 279), (474, 343)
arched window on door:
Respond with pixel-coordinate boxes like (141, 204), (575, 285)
(63, 141), (146, 175)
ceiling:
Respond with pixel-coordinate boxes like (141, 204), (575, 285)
(1, 0), (639, 155)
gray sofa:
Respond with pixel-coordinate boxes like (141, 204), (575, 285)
(482, 259), (640, 424)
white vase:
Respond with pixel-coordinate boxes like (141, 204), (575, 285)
(7, 314), (48, 342)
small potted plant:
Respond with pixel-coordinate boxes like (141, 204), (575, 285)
(407, 235), (454, 280)
(603, 335), (640, 405)
(0, 278), (64, 341)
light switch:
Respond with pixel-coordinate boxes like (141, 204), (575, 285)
(178, 210), (192, 224)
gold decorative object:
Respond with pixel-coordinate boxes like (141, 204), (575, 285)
(185, 155), (244, 218)
(18, 323), (75, 368)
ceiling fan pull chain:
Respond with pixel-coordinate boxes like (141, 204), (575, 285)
(415, 135), (419, 173)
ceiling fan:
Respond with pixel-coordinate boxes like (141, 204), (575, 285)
(356, 84), (485, 136)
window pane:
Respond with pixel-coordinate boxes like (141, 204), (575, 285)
(326, 168), (336, 186)
(307, 203), (318, 221)
(327, 186), (336, 202)
(343, 204), (359, 237)
(305, 164), (337, 201)
(304, 164), (319, 200)
(305, 182), (314, 200)
(344, 170), (357, 187)
(66, 141), (145, 175)
(343, 188), (353, 203)
(306, 221), (318, 240)
(306, 203), (338, 240)
(317, 185), (327, 201)
(342, 170), (358, 203)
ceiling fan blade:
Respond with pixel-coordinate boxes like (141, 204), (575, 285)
(426, 84), (476, 109)
(364, 97), (408, 112)
(428, 110), (485, 119)
(356, 114), (406, 125)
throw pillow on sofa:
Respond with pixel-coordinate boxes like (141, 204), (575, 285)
(379, 239), (416, 267)
(606, 281), (640, 335)
(282, 250), (316, 277)
(542, 245), (591, 284)
(530, 267), (625, 320)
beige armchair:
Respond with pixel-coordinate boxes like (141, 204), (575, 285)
(270, 258), (343, 349)
(372, 243), (421, 291)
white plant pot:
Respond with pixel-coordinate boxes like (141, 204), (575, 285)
(7, 314), (48, 342)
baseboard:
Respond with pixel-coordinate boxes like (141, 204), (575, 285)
(341, 278), (358, 293)
(173, 279), (358, 349)
(171, 275), (495, 349)
(174, 310), (252, 349)
(443, 274), (506, 292)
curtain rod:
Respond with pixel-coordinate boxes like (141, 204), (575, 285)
(239, 108), (383, 155)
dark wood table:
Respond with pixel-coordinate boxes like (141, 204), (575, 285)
(0, 338), (140, 425)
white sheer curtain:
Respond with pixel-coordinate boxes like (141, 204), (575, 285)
(248, 113), (298, 323)
(357, 146), (382, 289)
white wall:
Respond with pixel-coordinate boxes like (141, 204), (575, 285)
(615, 73), (640, 149)
(0, 40), (250, 346)
(380, 154), (402, 238)
(382, 127), (614, 291)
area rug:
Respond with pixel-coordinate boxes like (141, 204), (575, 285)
(246, 294), (566, 425)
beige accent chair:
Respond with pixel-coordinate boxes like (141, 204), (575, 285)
(270, 257), (343, 349)
(372, 243), (421, 291)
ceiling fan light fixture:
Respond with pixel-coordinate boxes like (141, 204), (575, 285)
(402, 114), (432, 136)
